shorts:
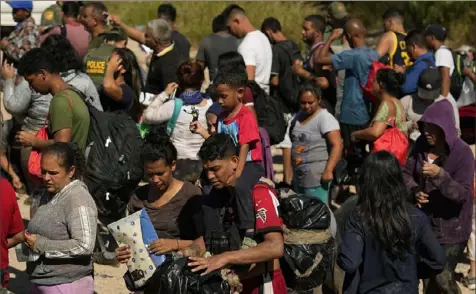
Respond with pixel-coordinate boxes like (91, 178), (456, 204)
(0, 120), (13, 149)
(275, 113), (294, 149)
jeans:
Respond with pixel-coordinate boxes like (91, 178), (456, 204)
(423, 242), (466, 294)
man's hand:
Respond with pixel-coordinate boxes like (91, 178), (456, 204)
(350, 132), (358, 143)
(393, 64), (405, 74)
(0, 39), (9, 50)
(115, 245), (131, 264)
(329, 28), (343, 42)
(188, 254), (229, 276)
(108, 15), (122, 27)
(416, 191), (429, 208)
(24, 232), (37, 249)
(148, 239), (178, 255)
(422, 161), (441, 178)
(1, 61), (15, 80)
(16, 131), (37, 147)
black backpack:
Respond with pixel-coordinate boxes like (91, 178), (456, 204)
(450, 50), (465, 99)
(274, 45), (301, 113)
(82, 102), (144, 220)
(247, 80), (287, 145)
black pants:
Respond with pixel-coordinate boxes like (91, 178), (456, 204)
(340, 122), (368, 183)
(423, 242), (466, 294)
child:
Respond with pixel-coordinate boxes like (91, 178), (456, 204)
(191, 69), (262, 178)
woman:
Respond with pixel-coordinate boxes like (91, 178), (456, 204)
(290, 83), (343, 204)
(102, 47), (144, 122)
(115, 131), (202, 289)
(25, 142), (97, 294)
(351, 68), (407, 143)
(403, 99), (475, 294)
(339, 151), (445, 294)
(142, 60), (212, 183)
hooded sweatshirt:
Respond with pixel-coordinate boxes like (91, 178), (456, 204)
(26, 180), (98, 285)
(403, 99), (475, 244)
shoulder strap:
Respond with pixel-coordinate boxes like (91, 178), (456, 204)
(60, 25), (67, 38)
(422, 58), (433, 68)
(166, 98), (183, 136)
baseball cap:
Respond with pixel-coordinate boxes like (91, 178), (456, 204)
(7, 1), (33, 12)
(424, 24), (448, 41)
(417, 68), (442, 100)
(328, 2), (348, 20)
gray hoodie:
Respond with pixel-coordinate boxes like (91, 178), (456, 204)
(27, 180), (98, 286)
(2, 70), (103, 132)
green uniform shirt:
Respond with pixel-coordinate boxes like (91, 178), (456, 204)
(41, 4), (63, 27)
(324, 25), (342, 47)
(49, 89), (90, 151)
(83, 43), (115, 89)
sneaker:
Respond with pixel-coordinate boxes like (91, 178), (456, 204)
(463, 276), (476, 290)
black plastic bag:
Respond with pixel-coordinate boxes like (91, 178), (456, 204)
(281, 237), (335, 291)
(144, 255), (231, 294)
(279, 192), (331, 230)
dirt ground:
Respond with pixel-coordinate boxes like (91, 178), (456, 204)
(4, 41), (474, 294)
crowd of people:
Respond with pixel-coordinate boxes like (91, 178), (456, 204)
(0, 1), (475, 294)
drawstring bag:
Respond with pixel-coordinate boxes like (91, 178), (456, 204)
(372, 101), (408, 165)
(28, 124), (49, 180)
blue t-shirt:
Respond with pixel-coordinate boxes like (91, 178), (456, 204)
(332, 47), (379, 125)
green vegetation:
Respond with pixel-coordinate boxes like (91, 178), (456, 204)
(105, 1), (475, 49)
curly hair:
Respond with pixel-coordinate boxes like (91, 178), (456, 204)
(142, 129), (177, 166)
(42, 142), (86, 180)
(41, 34), (80, 73)
(198, 133), (238, 162)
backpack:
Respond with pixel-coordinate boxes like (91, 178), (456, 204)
(247, 81), (287, 145)
(274, 44), (301, 113)
(77, 90), (144, 220)
(360, 55), (390, 103)
(450, 50), (465, 99)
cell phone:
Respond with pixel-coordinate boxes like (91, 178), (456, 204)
(170, 88), (177, 100)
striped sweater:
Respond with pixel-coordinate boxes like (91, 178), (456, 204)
(27, 180), (98, 286)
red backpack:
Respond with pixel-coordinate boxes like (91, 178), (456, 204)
(360, 57), (390, 103)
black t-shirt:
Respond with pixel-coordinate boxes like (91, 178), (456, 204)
(144, 48), (183, 94)
(100, 83), (135, 112)
(270, 40), (303, 114)
(172, 30), (191, 61)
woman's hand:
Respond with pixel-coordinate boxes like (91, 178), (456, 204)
(165, 83), (179, 96)
(115, 245), (132, 264)
(321, 170), (333, 185)
(148, 239), (179, 255)
(24, 232), (37, 249)
(422, 161), (441, 178)
(16, 131), (37, 147)
(1, 61), (15, 80)
(416, 191), (429, 208)
(107, 54), (123, 73)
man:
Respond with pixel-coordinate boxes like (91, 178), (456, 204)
(1, 1), (39, 62)
(325, 1), (348, 47)
(425, 24), (454, 99)
(298, 14), (337, 113)
(16, 48), (91, 151)
(83, 28), (128, 89)
(196, 14), (239, 82)
(400, 29), (435, 96)
(80, 2), (110, 51)
(0, 177), (25, 289)
(109, 16), (182, 95)
(40, 1), (63, 29)
(186, 133), (286, 294)
(157, 3), (191, 60)
(261, 17), (302, 186)
(222, 4), (273, 94)
(316, 18), (377, 174)
(376, 8), (411, 68)
(39, 1), (90, 60)
(401, 68), (460, 143)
